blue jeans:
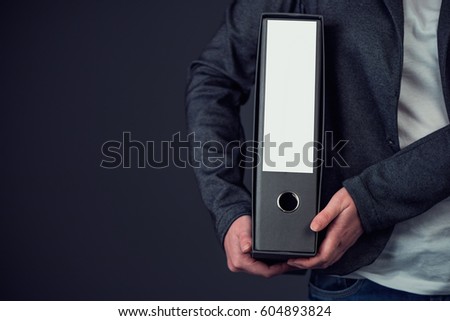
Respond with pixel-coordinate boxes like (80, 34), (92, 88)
(309, 272), (450, 301)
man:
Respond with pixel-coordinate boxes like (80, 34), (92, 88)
(186, 0), (450, 300)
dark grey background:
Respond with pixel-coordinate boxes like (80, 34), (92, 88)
(0, 0), (309, 300)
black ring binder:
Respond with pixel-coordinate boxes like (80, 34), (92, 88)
(252, 13), (325, 260)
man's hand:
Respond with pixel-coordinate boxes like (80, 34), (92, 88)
(224, 215), (292, 278)
(287, 187), (363, 270)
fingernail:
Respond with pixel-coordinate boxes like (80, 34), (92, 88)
(310, 222), (319, 232)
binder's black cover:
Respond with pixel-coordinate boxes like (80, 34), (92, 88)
(252, 14), (324, 260)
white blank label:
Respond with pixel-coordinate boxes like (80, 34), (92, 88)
(262, 20), (317, 174)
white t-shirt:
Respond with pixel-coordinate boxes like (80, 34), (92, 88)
(350, 0), (450, 295)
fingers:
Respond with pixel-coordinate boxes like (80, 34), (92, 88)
(288, 188), (363, 270)
(228, 253), (292, 278)
(224, 186), (364, 275)
(224, 215), (294, 278)
(287, 231), (341, 269)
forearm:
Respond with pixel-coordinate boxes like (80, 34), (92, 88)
(344, 125), (450, 233)
(186, 51), (254, 245)
(186, 0), (300, 244)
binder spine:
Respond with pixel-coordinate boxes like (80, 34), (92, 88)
(252, 14), (325, 260)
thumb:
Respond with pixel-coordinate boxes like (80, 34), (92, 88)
(310, 194), (343, 232)
(239, 233), (252, 254)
